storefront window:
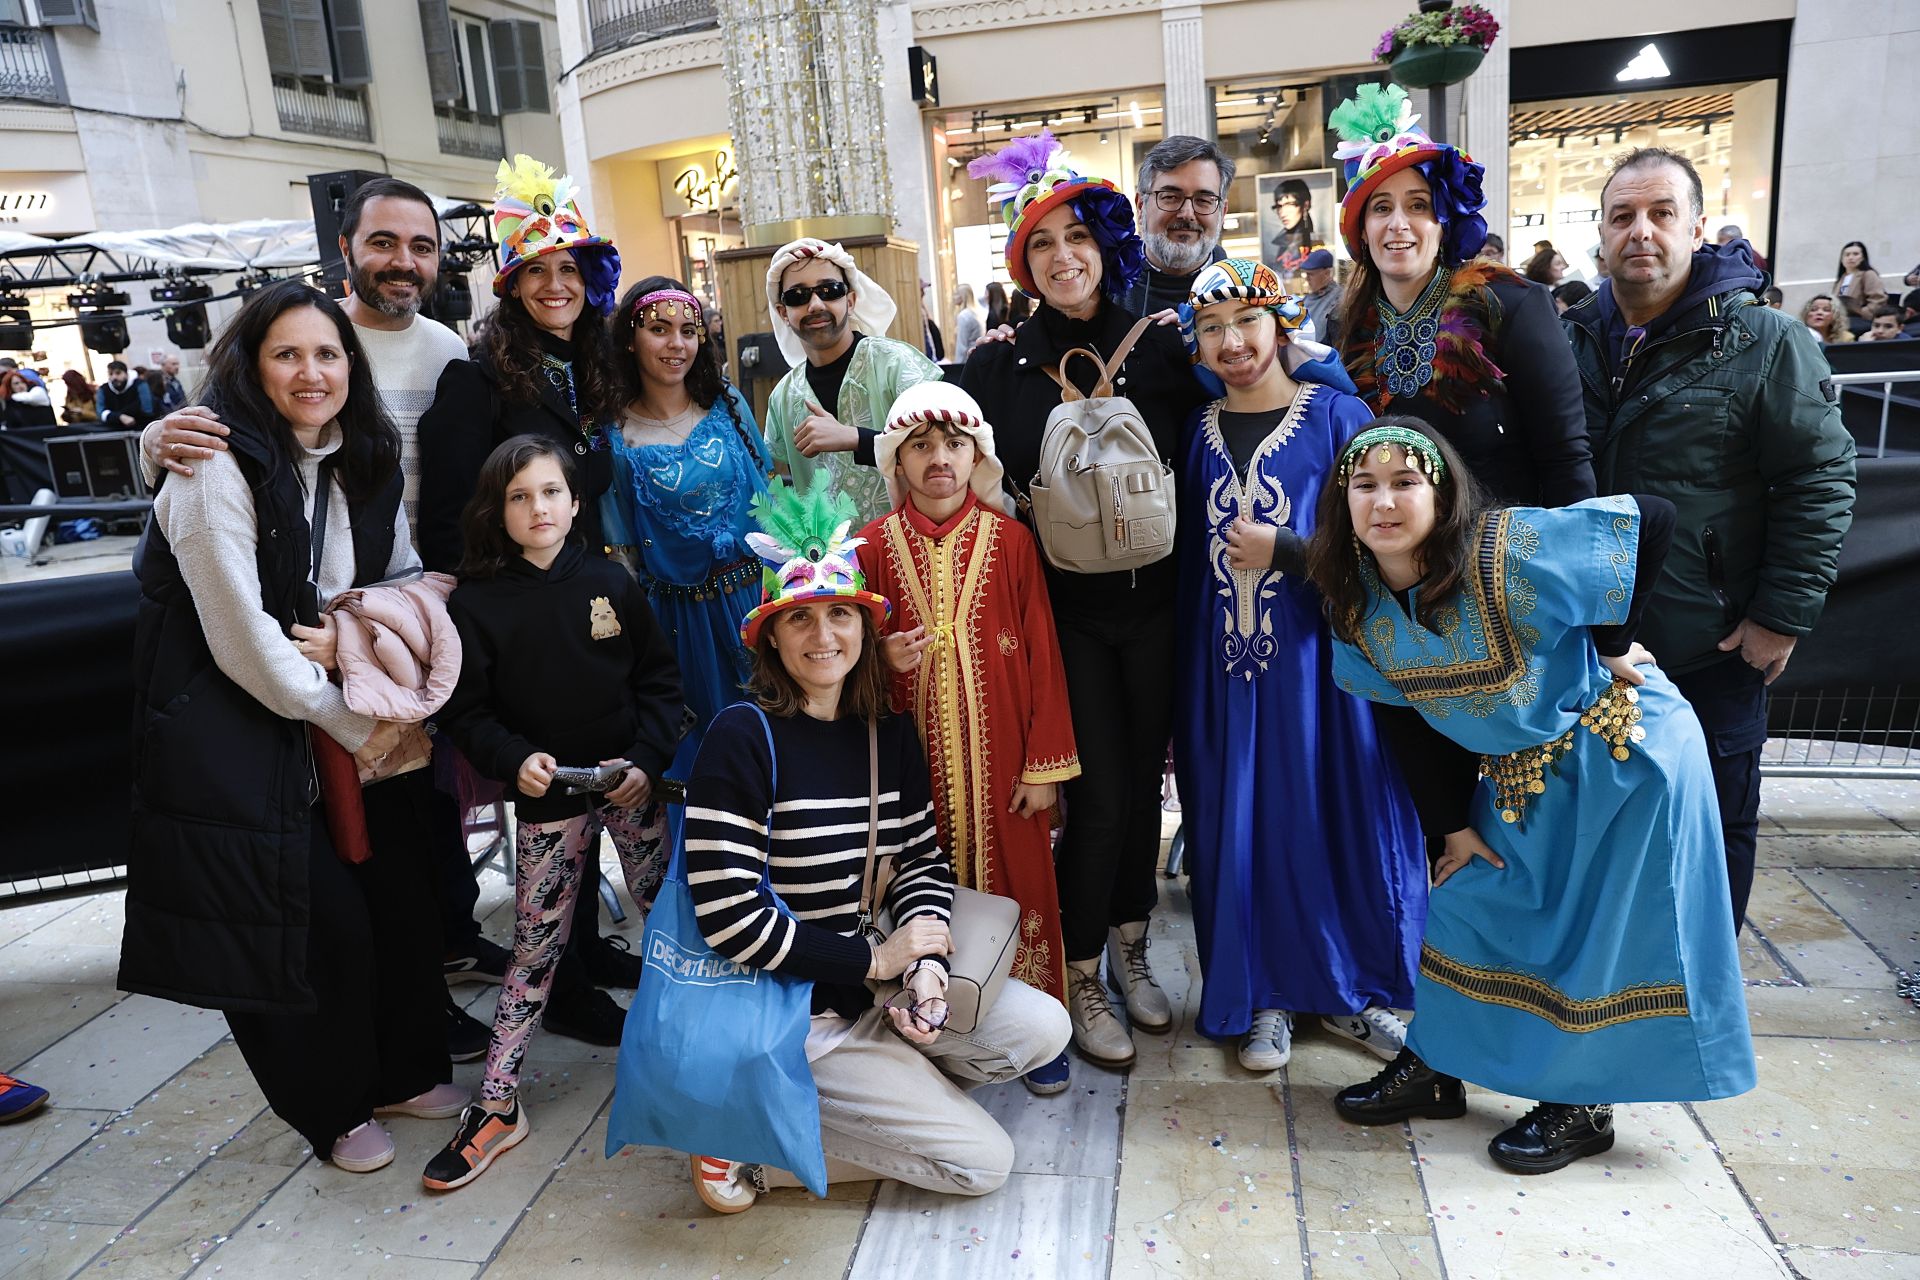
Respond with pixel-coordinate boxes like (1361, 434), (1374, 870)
(654, 145), (745, 321)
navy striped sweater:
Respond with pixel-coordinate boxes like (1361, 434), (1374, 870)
(684, 705), (955, 1018)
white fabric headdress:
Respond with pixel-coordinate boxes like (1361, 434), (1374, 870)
(764, 237), (899, 369)
(874, 382), (1012, 517)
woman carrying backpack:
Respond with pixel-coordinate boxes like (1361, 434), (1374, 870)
(960, 133), (1207, 1075)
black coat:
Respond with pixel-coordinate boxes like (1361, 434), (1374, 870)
(961, 301), (1208, 619)
(441, 542), (683, 823)
(122, 425), (400, 1015)
(416, 348), (613, 573)
(1344, 269), (1596, 508)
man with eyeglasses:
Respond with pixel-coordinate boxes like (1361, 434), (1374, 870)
(762, 237), (943, 525)
(1122, 136), (1234, 317)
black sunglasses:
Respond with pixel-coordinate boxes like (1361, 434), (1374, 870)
(780, 279), (851, 308)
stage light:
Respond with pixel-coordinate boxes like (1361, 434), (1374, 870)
(165, 305), (210, 349)
(0, 292), (32, 351)
(68, 286), (132, 355)
(428, 269), (472, 324)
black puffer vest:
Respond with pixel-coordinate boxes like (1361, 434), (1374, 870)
(120, 422), (399, 1014)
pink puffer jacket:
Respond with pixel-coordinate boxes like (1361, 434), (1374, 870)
(328, 571), (463, 723)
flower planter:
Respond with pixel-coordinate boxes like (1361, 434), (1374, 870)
(1389, 42), (1486, 89)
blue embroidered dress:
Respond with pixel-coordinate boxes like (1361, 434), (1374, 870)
(600, 389), (771, 772)
(1173, 383), (1427, 1037)
(1331, 496), (1755, 1103)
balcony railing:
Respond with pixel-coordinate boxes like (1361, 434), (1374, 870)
(588, 0), (718, 55)
(0, 25), (67, 106)
(271, 74), (371, 143)
(435, 104), (505, 160)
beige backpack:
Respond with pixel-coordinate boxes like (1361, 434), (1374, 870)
(1027, 316), (1175, 574)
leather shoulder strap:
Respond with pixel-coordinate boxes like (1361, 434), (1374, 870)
(1104, 315), (1156, 375)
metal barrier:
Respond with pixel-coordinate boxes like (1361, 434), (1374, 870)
(1763, 688), (1920, 780)
(1833, 368), (1920, 459)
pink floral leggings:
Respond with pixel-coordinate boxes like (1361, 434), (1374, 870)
(481, 800), (668, 1102)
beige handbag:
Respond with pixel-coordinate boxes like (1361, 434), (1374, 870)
(859, 722), (1019, 1035)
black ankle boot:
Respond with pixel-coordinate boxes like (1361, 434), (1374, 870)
(1487, 1102), (1615, 1174)
(1333, 1047), (1467, 1125)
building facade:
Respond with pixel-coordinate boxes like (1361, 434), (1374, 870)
(557, 0), (1917, 359)
(1, 0), (564, 378)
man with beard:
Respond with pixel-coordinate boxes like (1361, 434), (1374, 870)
(762, 237), (943, 526)
(1121, 136), (1232, 317)
(134, 178), (658, 1059)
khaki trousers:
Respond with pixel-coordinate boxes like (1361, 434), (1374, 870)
(762, 978), (1071, 1196)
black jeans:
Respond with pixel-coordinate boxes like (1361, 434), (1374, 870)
(1671, 656), (1769, 933)
(225, 776), (450, 1158)
(1053, 604), (1176, 961)
(427, 772), (484, 951)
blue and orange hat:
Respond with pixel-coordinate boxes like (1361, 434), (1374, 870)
(1331, 84), (1487, 268)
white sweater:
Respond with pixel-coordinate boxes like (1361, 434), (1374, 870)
(152, 425), (419, 750)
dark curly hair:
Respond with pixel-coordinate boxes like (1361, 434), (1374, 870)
(610, 276), (739, 426)
(197, 278), (399, 504)
(1305, 415), (1487, 642)
(473, 270), (622, 428)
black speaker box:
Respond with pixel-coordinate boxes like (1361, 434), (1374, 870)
(308, 169), (388, 299)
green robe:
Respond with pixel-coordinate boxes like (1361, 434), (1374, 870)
(764, 335), (943, 526)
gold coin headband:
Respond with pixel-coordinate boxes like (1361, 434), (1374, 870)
(632, 288), (707, 340)
(1338, 425), (1447, 485)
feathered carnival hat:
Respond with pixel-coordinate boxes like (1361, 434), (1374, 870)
(872, 381), (1012, 517)
(491, 154), (622, 314)
(739, 474), (891, 650)
(1176, 258), (1308, 360)
(967, 131), (1144, 302)
(1331, 84), (1487, 268)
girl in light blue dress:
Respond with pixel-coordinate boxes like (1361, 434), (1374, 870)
(602, 277), (771, 771)
(1293, 416), (1754, 1176)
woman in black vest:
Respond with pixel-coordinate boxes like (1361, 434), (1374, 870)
(961, 133), (1207, 1079)
(122, 281), (459, 1174)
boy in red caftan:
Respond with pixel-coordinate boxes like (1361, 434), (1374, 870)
(857, 382), (1081, 1095)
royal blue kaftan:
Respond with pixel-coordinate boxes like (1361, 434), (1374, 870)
(1331, 496), (1755, 1103)
(1174, 384), (1427, 1038)
(600, 389), (770, 774)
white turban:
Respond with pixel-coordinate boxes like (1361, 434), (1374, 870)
(765, 238), (899, 369)
(873, 382), (1013, 517)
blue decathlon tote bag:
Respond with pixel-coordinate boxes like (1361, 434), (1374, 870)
(604, 705), (827, 1196)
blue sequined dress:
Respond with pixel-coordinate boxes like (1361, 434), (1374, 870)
(1331, 496), (1755, 1103)
(600, 389), (770, 773)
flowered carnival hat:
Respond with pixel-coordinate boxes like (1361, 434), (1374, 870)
(967, 131), (1144, 302)
(739, 474), (890, 649)
(872, 381), (1011, 517)
(1331, 84), (1488, 268)
(491, 154), (622, 313)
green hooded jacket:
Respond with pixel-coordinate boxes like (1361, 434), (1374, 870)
(1563, 280), (1857, 674)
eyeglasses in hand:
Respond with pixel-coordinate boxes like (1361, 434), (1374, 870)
(780, 279), (851, 308)
(883, 989), (950, 1033)
(1150, 189), (1223, 215)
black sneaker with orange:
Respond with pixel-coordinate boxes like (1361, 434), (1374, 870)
(422, 1100), (530, 1191)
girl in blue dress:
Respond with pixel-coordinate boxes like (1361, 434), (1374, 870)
(1172, 259), (1426, 1074)
(1293, 417), (1754, 1175)
(603, 277), (772, 771)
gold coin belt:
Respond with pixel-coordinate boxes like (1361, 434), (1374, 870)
(1481, 678), (1646, 828)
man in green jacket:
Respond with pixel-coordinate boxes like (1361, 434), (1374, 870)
(1564, 146), (1857, 932)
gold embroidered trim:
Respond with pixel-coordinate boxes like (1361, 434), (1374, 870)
(1420, 943), (1689, 1033)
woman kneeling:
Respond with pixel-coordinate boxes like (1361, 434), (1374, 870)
(683, 479), (1071, 1212)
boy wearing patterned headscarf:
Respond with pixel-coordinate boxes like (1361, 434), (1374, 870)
(762, 238), (944, 527)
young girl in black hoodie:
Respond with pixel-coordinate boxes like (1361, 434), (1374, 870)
(425, 434), (682, 1192)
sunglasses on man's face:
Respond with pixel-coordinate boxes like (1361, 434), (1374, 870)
(780, 279), (851, 308)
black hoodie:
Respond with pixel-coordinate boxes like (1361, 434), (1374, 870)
(442, 541), (684, 822)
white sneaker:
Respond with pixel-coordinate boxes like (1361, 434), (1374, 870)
(1238, 1009), (1292, 1071)
(1322, 1006), (1408, 1061)
(692, 1154), (760, 1214)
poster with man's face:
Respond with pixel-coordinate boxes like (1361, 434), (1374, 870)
(1257, 169), (1337, 288)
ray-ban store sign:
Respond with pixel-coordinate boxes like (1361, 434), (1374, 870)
(657, 149), (740, 219)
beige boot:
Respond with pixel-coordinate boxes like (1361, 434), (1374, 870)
(1105, 922), (1173, 1033)
(1066, 958), (1135, 1067)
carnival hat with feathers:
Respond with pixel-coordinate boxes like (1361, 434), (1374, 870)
(967, 131), (1144, 302)
(1331, 84), (1487, 268)
(491, 154), (622, 314)
(739, 474), (891, 649)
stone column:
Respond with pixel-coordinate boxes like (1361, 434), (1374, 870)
(718, 0), (895, 244)
(1462, 0), (1511, 254)
(1160, 2), (1210, 141)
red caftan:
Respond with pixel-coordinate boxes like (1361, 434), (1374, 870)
(857, 493), (1080, 1003)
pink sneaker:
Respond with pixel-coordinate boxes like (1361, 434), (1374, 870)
(331, 1119), (396, 1173)
(376, 1083), (471, 1120)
